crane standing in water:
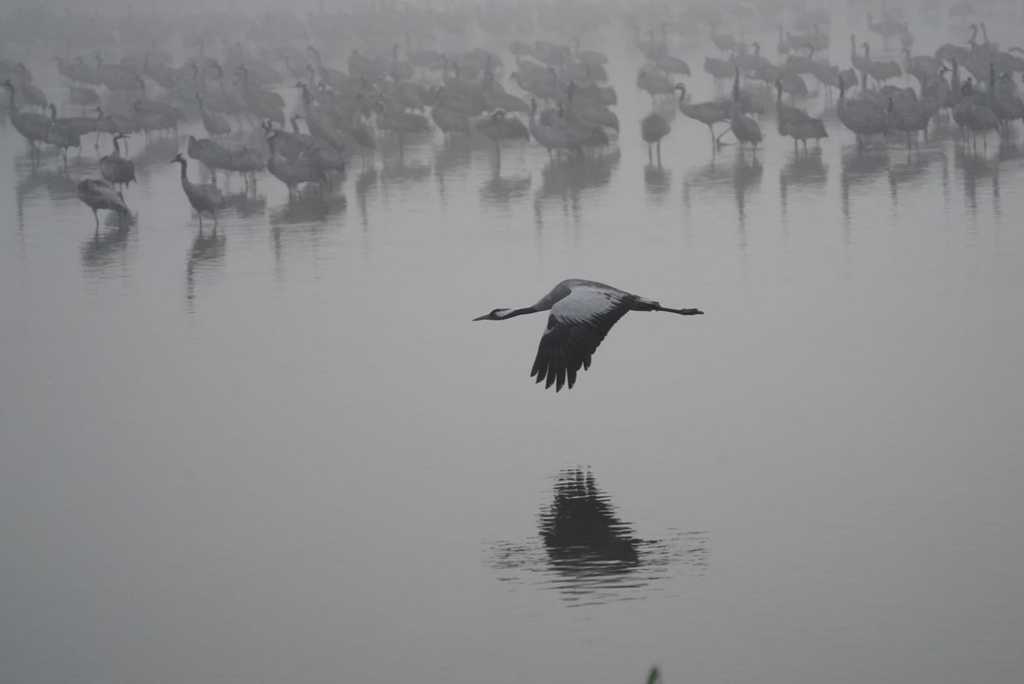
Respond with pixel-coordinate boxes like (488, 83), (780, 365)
(473, 279), (703, 392)
(727, 67), (762, 150)
(641, 110), (670, 164)
(3, 79), (50, 153)
(171, 153), (223, 229)
(99, 133), (135, 189)
(77, 179), (130, 230)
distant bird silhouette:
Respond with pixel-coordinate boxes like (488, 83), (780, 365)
(675, 83), (729, 149)
(640, 111), (670, 163)
(728, 67), (762, 149)
(3, 79), (50, 151)
(99, 133), (135, 189)
(474, 279), (703, 391)
(77, 179), (129, 230)
(171, 153), (223, 228)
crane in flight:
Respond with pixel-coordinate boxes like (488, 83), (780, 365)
(474, 279), (703, 392)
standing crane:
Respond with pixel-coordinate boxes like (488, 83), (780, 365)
(728, 68), (762, 150)
(675, 84), (729, 150)
(77, 179), (129, 230)
(171, 153), (223, 229)
(640, 111), (670, 164)
(3, 79), (51, 153)
(45, 104), (83, 166)
(838, 75), (890, 150)
(99, 133), (135, 189)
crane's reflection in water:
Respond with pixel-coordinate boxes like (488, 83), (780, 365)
(779, 148), (827, 224)
(185, 227), (226, 309)
(955, 145), (1001, 217)
(80, 216), (134, 279)
(354, 164), (378, 229)
(479, 164), (531, 210)
(533, 149), (620, 228)
(840, 147), (889, 236)
(644, 162), (671, 203)
(888, 148), (943, 211)
(268, 190), (347, 226)
(683, 151), (762, 249)
(489, 468), (708, 607)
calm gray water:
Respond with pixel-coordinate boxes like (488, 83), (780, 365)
(2, 13), (1024, 684)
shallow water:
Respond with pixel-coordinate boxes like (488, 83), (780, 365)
(2, 13), (1024, 684)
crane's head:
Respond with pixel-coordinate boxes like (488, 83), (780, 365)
(170, 153), (186, 164)
(473, 308), (514, 321)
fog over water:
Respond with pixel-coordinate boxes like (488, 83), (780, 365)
(2, 1), (1024, 683)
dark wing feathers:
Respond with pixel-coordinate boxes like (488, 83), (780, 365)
(530, 286), (636, 392)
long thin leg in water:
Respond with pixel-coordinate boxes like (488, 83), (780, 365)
(93, 208), (99, 232)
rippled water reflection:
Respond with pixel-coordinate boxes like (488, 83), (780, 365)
(490, 468), (709, 607)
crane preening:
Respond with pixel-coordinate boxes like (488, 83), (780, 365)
(474, 279), (703, 392)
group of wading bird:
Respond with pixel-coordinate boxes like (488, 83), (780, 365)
(3, 17), (1022, 231)
(639, 21), (1024, 162)
(5, 13), (1024, 392)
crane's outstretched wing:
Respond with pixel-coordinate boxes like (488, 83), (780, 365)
(530, 285), (635, 392)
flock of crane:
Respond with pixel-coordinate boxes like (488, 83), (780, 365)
(2, 2), (1024, 389)
(637, 18), (1024, 161)
(2, 4), (1023, 233)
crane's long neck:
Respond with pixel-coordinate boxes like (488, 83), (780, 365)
(498, 305), (542, 320)
(177, 159), (190, 188)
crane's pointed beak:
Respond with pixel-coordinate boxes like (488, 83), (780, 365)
(472, 314), (489, 321)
